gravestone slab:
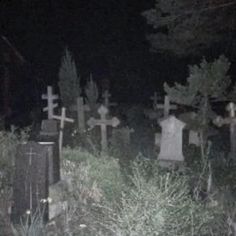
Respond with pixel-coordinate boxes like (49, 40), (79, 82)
(158, 116), (186, 167)
(11, 141), (49, 223)
(38, 142), (60, 185)
(111, 127), (134, 146)
(40, 119), (58, 136)
(189, 130), (200, 146)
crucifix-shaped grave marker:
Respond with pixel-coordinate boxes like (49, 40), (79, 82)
(156, 95), (177, 118)
(87, 105), (120, 152)
(102, 90), (117, 108)
(42, 86), (59, 119)
(150, 92), (160, 111)
(53, 107), (74, 158)
(214, 102), (236, 159)
(71, 97), (90, 133)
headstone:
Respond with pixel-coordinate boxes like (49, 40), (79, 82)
(102, 90), (117, 108)
(87, 105), (120, 152)
(11, 141), (49, 223)
(111, 127), (134, 146)
(154, 132), (161, 147)
(42, 86), (59, 119)
(214, 102), (236, 159)
(189, 130), (200, 146)
(40, 119), (58, 136)
(158, 116), (186, 167)
(71, 97), (90, 133)
(52, 107), (74, 158)
(38, 142), (60, 185)
(156, 96), (177, 118)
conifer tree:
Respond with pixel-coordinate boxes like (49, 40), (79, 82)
(164, 55), (231, 128)
(58, 47), (81, 107)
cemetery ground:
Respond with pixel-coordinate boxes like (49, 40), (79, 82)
(1, 103), (236, 235)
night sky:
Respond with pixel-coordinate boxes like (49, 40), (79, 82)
(0, 0), (236, 123)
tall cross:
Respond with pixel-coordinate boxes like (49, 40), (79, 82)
(71, 97), (90, 133)
(102, 90), (117, 108)
(87, 105), (120, 152)
(53, 107), (74, 158)
(156, 95), (177, 118)
(214, 102), (236, 158)
(42, 86), (59, 119)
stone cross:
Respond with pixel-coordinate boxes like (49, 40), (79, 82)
(71, 97), (90, 133)
(52, 107), (74, 158)
(42, 86), (59, 119)
(87, 105), (120, 152)
(102, 90), (117, 108)
(158, 116), (186, 167)
(214, 102), (236, 159)
(156, 95), (177, 118)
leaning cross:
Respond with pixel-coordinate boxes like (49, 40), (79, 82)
(87, 105), (120, 152)
(52, 107), (74, 158)
(214, 102), (236, 159)
(102, 90), (117, 108)
(42, 86), (59, 119)
(156, 95), (177, 118)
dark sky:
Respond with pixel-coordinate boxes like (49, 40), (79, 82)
(1, 0), (235, 107)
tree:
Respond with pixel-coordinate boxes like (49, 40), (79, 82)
(58, 48), (81, 107)
(142, 0), (236, 56)
(164, 55), (231, 128)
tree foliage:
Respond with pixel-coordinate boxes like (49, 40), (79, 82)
(58, 48), (81, 107)
(142, 0), (236, 56)
(164, 55), (231, 126)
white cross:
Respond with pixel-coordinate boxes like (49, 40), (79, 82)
(42, 86), (59, 119)
(102, 90), (117, 108)
(87, 105), (120, 152)
(214, 102), (236, 158)
(156, 96), (177, 118)
(53, 107), (74, 158)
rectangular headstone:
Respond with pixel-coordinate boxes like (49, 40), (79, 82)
(40, 119), (58, 136)
(11, 141), (49, 223)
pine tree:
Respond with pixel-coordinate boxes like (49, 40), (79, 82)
(142, 0), (236, 56)
(164, 55), (231, 128)
(58, 47), (81, 107)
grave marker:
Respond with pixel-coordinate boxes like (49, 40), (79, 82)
(111, 126), (134, 146)
(158, 116), (186, 167)
(150, 92), (160, 111)
(189, 130), (200, 146)
(42, 86), (59, 119)
(52, 107), (74, 158)
(87, 105), (120, 152)
(40, 119), (58, 136)
(11, 142), (48, 223)
(156, 95), (177, 118)
(214, 102), (236, 159)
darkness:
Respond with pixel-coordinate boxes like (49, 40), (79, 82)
(0, 0), (236, 124)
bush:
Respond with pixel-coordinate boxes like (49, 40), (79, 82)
(98, 160), (228, 236)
